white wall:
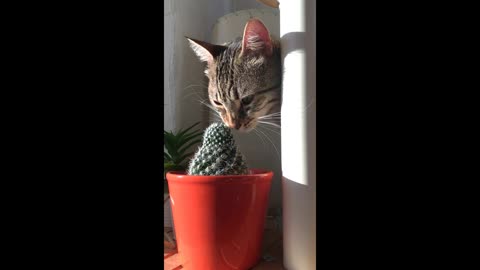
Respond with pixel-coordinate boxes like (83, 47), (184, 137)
(232, 0), (266, 11)
(164, 0), (175, 132)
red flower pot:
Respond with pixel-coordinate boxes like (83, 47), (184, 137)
(166, 169), (273, 270)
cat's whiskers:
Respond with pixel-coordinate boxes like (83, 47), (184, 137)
(258, 120), (281, 129)
(255, 126), (281, 160)
(258, 112), (281, 121)
(197, 99), (224, 124)
(259, 98), (316, 119)
(183, 83), (208, 90)
(181, 84), (208, 100)
(252, 129), (267, 151)
(195, 100), (222, 125)
(198, 99), (216, 112)
(257, 123), (281, 136)
(210, 111), (222, 121)
(258, 116), (281, 120)
(259, 112), (281, 118)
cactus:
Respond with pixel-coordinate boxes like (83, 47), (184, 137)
(188, 122), (249, 175)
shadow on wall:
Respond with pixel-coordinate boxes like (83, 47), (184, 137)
(281, 32), (306, 56)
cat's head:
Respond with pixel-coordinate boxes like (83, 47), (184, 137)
(187, 18), (281, 132)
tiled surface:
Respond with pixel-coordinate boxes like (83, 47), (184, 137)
(164, 227), (285, 270)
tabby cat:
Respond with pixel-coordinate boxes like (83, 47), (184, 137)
(187, 18), (281, 132)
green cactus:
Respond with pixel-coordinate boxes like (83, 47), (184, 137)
(188, 122), (249, 175)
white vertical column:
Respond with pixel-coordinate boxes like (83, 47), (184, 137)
(279, 0), (316, 269)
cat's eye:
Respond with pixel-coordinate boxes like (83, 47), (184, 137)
(241, 95), (254, 105)
(213, 100), (222, 106)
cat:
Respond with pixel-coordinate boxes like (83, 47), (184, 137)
(187, 18), (281, 132)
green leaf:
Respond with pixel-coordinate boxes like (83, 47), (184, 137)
(176, 151), (195, 165)
(164, 152), (172, 161)
(182, 127), (203, 139)
(164, 122), (204, 170)
(177, 122), (200, 138)
(177, 139), (202, 156)
(177, 132), (203, 149)
(164, 133), (178, 157)
(164, 162), (184, 171)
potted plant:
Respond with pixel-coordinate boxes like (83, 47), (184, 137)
(166, 123), (273, 270)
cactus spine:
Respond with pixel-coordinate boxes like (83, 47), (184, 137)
(187, 122), (248, 175)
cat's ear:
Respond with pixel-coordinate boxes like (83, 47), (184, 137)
(241, 18), (273, 57)
(186, 37), (227, 64)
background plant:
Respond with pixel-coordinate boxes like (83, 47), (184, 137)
(164, 122), (203, 179)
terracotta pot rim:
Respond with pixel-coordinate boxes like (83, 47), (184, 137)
(166, 169), (273, 183)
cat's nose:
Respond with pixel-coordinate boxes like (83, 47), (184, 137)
(225, 121), (235, 129)
(226, 121), (240, 130)
(225, 115), (240, 129)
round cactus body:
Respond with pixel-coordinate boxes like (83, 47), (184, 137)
(187, 122), (249, 175)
